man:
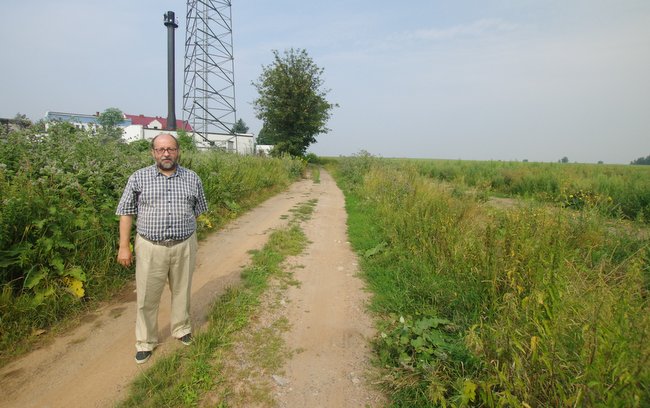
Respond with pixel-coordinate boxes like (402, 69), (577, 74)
(116, 133), (208, 364)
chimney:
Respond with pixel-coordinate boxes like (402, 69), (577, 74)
(164, 11), (178, 130)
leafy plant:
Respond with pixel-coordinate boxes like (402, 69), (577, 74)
(562, 189), (612, 210)
(378, 314), (458, 367)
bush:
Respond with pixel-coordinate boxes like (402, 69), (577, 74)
(0, 125), (305, 362)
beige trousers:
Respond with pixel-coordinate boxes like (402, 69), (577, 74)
(134, 233), (198, 352)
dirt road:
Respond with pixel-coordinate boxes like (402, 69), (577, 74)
(272, 170), (383, 407)
(0, 170), (383, 407)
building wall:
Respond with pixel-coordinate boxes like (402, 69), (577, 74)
(195, 132), (255, 154)
(123, 125), (144, 142)
(148, 119), (163, 130)
(255, 144), (274, 156)
(44, 111), (131, 135)
(135, 129), (255, 155)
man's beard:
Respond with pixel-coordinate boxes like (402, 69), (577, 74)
(158, 159), (177, 170)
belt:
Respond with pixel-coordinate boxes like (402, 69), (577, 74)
(139, 235), (189, 247)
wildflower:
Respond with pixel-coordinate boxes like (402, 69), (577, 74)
(63, 277), (85, 298)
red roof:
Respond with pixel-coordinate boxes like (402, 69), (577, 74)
(124, 114), (192, 131)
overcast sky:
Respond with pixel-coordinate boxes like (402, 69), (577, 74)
(1, 1), (649, 163)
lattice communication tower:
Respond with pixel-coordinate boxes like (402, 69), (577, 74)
(183, 0), (236, 142)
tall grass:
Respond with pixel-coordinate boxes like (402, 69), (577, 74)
(188, 149), (304, 232)
(335, 155), (649, 407)
(0, 124), (305, 364)
(403, 159), (650, 222)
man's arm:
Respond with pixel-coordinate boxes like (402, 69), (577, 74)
(117, 215), (134, 267)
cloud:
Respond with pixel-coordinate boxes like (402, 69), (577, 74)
(398, 18), (521, 42)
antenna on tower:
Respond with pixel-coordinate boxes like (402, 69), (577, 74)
(183, 0), (237, 145)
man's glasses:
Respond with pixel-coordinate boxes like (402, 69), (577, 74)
(153, 147), (178, 154)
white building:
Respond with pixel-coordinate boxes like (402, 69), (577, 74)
(44, 111), (256, 154)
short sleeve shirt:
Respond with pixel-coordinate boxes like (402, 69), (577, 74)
(116, 164), (208, 241)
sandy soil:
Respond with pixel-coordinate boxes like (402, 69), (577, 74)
(0, 170), (383, 408)
(272, 170), (384, 407)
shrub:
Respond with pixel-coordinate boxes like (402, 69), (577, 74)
(0, 125), (305, 362)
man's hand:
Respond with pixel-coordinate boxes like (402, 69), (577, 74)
(117, 215), (134, 267)
(117, 245), (133, 267)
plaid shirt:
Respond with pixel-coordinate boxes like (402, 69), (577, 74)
(116, 164), (208, 241)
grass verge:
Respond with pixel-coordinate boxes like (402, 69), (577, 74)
(309, 164), (321, 184)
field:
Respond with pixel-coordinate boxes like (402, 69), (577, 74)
(333, 153), (649, 407)
(2, 125), (649, 406)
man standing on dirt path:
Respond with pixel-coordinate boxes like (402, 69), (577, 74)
(116, 133), (208, 364)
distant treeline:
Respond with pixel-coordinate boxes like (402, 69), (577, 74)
(631, 155), (650, 165)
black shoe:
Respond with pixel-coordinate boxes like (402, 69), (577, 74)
(179, 333), (193, 346)
(135, 350), (152, 364)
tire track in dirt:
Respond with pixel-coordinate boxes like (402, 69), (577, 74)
(272, 169), (385, 407)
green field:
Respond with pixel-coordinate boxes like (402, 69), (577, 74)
(333, 153), (649, 407)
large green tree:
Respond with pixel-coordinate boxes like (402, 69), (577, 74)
(97, 107), (124, 141)
(252, 48), (337, 157)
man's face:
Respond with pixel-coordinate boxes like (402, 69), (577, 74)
(151, 135), (179, 171)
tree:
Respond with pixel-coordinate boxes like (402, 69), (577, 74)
(559, 156), (569, 163)
(177, 129), (197, 152)
(97, 107), (124, 141)
(231, 118), (249, 134)
(255, 125), (275, 145)
(252, 48), (337, 157)
(630, 155), (650, 165)
(130, 139), (151, 152)
(13, 113), (32, 129)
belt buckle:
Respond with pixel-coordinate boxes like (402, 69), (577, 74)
(161, 239), (175, 247)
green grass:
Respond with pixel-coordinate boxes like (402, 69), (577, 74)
(333, 155), (650, 407)
(400, 158), (650, 222)
(118, 200), (316, 407)
(309, 164), (321, 183)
